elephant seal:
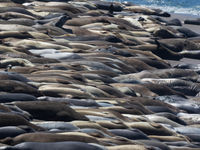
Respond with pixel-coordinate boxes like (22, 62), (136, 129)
(39, 96), (100, 107)
(0, 141), (106, 150)
(148, 135), (188, 142)
(106, 144), (148, 150)
(0, 71), (30, 82)
(144, 115), (183, 127)
(174, 127), (200, 135)
(0, 7), (36, 17)
(125, 5), (170, 17)
(0, 18), (36, 26)
(0, 93), (36, 103)
(13, 101), (88, 121)
(177, 113), (200, 125)
(125, 122), (175, 136)
(163, 141), (200, 148)
(158, 38), (200, 52)
(0, 58), (34, 68)
(1, 132), (100, 145)
(154, 112), (187, 125)
(0, 80), (40, 96)
(78, 128), (110, 138)
(177, 27), (200, 38)
(93, 1), (123, 12)
(143, 83), (186, 97)
(184, 18), (200, 25)
(0, 24), (35, 32)
(154, 28), (181, 38)
(137, 140), (171, 150)
(0, 12), (36, 20)
(145, 105), (177, 114)
(134, 57), (170, 69)
(0, 113), (43, 131)
(0, 31), (33, 39)
(166, 19), (182, 26)
(108, 129), (149, 140)
(0, 126), (26, 139)
(33, 121), (79, 131)
(71, 121), (113, 136)
(155, 17), (182, 26)
(184, 134), (200, 142)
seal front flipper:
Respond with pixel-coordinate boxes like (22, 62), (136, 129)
(45, 15), (71, 28)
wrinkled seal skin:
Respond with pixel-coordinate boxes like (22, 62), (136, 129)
(0, 0), (200, 150)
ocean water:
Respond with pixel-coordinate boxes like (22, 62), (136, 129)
(122, 0), (200, 16)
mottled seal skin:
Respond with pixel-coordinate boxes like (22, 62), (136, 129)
(13, 101), (88, 121)
(0, 141), (106, 150)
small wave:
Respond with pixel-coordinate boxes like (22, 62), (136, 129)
(118, 0), (200, 16)
(142, 4), (200, 16)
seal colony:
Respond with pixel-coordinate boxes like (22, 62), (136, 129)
(0, 0), (200, 150)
